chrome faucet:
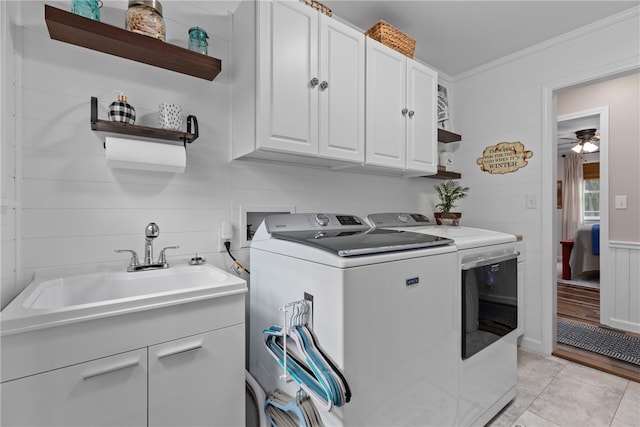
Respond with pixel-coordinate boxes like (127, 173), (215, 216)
(115, 222), (179, 272)
(144, 222), (160, 265)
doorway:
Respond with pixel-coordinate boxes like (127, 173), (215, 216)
(546, 78), (640, 381)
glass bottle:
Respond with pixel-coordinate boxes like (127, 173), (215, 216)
(71, 0), (101, 21)
(188, 27), (209, 55)
(126, 0), (166, 41)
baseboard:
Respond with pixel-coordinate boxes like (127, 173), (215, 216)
(605, 317), (640, 334)
(519, 336), (544, 354)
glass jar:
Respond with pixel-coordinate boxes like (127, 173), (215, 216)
(71, 0), (102, 21)
(126, 0), (165, 41)
(188, 27), (209, 55)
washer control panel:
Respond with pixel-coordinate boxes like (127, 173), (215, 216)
(264, 213), (366, 233)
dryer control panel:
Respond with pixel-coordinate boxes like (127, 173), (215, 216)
(367, 212), (431, 227)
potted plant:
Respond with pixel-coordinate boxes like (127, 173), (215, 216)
(434, 179), (470, 225)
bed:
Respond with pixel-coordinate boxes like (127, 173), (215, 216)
(568, 223), (600, 279)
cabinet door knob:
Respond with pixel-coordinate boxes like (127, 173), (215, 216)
(320, 81), (329, 90)
(408, 110), (415, 118)
(310, 77), (319, 87)
(401, 108), (408, 116)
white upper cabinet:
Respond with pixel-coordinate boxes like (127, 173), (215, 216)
(256, 0), (318, 155)
(365, 38), (438, 174)
(318, 14), (365, 162)
(233, 0), (365, 164)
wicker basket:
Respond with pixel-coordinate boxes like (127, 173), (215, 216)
(365, 20), (415, 58)
(299, 0), (332, 16)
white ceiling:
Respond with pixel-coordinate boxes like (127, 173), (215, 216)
(322, 1), (639, 76)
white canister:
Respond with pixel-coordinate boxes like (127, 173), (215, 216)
(159, 103), (184, 131)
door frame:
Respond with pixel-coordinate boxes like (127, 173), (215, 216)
(540, 59), (639, 355)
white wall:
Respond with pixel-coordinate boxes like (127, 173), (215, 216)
(452, 7), (640, 349)
(1, 0), (441, 308)
(1, 1), (20, 307)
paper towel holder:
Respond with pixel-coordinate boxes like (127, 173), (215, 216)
(91, 97), (199, 148)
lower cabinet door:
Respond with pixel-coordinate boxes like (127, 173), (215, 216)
(1, 348), (147, 427)
(148, 324), (245, 427)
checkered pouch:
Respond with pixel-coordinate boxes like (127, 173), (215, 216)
(108, 101), (136, 125)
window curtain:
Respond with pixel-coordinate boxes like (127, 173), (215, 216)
(562, 154), (583, 240)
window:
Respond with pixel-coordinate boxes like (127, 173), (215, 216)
(583, 162), (599, 221)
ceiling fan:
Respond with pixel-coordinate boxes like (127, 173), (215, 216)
(558, 128), (600, 153)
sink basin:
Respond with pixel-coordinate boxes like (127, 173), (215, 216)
(1, 264), (247, 335)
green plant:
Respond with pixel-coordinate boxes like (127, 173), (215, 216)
(434, 180), (470, 213)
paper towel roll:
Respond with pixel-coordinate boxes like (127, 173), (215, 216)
(105, 137), (186, 173)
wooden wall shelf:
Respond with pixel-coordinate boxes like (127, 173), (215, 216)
(44, 5), (221, 81)
(438, 129), (462, 143)
(430, 166), (462, 180)
(91, 97), (198, 144)
(426, 129), (463, 179)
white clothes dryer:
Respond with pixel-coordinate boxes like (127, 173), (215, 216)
(249, 213), (459, 426)
(367, 213), (522, 427)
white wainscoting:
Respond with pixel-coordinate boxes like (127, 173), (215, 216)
(603, 241), (640, 333)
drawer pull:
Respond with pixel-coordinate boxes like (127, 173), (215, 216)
(83, 359), (140, 380)
(157, 343), (203, 360)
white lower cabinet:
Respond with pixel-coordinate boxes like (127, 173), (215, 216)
(1, 349), (147, 426)
(149, 325), (245, 427)
(1, 325), (244, 427)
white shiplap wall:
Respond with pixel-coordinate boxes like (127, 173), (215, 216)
(453, 7), (640, 349)
(2, 0), (441, 308)
(1, 1), (20, 307)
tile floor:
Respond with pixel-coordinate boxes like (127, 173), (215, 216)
(488, 347), (640, 427)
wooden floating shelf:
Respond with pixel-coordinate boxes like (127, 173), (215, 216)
(44, 5), (221, 81)
(438, 129), (462, 143)
(424, 129), (464, 179)
(91, 97), (198, 144)
(431, 166), (462, 180)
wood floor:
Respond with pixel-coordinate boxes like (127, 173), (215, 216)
(554, 281), (640, 382)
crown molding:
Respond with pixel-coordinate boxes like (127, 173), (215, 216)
(454, 6), (640, 82)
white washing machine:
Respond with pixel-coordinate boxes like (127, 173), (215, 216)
(367, 213), (523, 427)
(249, 213), (459, 426)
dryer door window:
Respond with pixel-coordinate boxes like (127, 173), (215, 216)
(461, 255), (517, 360)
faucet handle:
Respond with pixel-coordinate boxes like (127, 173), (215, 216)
(115, 249), (140, 270)
(158, 246), (180, 266)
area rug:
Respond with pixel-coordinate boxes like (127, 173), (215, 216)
(557, 319), (640, 366)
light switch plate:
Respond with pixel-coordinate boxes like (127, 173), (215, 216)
(526, 194), (537, 209)
(615, 195), (628, 209)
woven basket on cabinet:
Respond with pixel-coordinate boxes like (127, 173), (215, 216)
(365, 20), (416, 58)
(299, 0), (332, 16)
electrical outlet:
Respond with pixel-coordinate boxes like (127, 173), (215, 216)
(217, 222), (233, 252)
(217, 228), (226, 252)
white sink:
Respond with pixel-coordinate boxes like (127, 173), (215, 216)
(1, 264), (247, 335)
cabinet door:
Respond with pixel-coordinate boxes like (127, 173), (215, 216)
(148, 325), (245, 427)
(1, 349), (147, 427)
(257, 0), (318, 155)
(318, 14), (365, 162)
(406, 60), (438, 173)
(365, 39), (407, 169)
